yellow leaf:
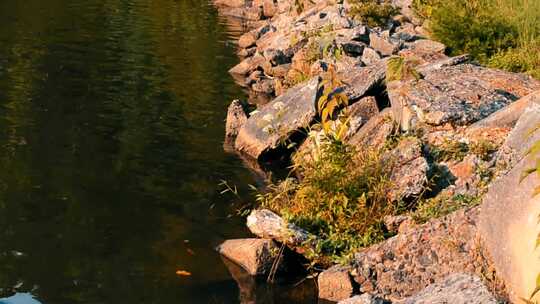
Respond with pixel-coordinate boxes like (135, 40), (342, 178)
(176, 270), (192, 276)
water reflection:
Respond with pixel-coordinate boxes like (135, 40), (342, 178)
(0, 0), (314, 303)
(0, 293), (42, 304)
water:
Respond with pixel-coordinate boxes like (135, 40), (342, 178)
(0, 0), (315, 303)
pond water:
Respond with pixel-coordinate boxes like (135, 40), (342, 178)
(0, 0), (315, 303)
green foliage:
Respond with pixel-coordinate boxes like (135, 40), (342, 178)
(258, 137), (398, 265)
(413, 193), (481, 224)
(386, 56), (422, 82)
(348, 0), (399, 28)
(430, 139), (498, 162)
(414, 0), (540, 79)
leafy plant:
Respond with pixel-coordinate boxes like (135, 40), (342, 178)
(317, 66), (349, 138)
(386, 56), (422, 82)
(348, 0), (399, 28)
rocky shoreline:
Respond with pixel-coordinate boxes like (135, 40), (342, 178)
(214, 0), (540, 303)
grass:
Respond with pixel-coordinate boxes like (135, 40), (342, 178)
(347, 0), (398, 28)
(412, 192), (481, 224)
(257, 135), (401, 265)
(430, 139), (499, 162)
(413, 0), (540, 79)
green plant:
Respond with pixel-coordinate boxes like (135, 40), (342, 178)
(413, 193), (481, 223)
(348, 0), (399, 27)
(430, 139), (470, 162)
(386, 56), (422, 82)
(259, 137), (398, 265)
(414, 0), (540, 79)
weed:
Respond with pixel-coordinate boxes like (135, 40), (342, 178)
(413, 192), (481, 224)
(386, 56), (422, 82)
(348, 0), (399, 28)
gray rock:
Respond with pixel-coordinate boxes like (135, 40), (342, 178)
(338, 294), (387, 304)
(263, 48), (290, 66)
(235, 77), (320, 159)
(470, 90), (540, 130)
(318, 265), (355, 302)
(225, 99), (249, 140)
(246, 209), (313, 247)
(396, 273), (498, 304)
(479, 100), (540, 302)
(386, 137), (428, 200)
(238, 31), (258, 49)
(341, 41), (367, 57)
(369, 32), (403, 56)
(341, 59), (387, 101)
(345, 96), (380, 139)
(217, 238), (278, 276)
(252, 78), (275, 95)
(361, 47), (382, 66)
(388, 63), (540, 130)
(229, 53), (266, 76)
(348, 108), (395, 151)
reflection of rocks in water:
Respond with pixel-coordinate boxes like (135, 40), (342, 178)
(221, 256), (317, 304)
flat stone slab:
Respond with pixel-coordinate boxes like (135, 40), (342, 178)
(396, 273), (498, 304)
(388, 63), (540, 129)
(479, 100), (540, 302)
(318, 265), (355, 302)
(235, 77), (320, 159)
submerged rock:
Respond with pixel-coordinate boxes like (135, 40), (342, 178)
(217, 238), (278, 276)
(235, 77), (320, 159)
(225, 99), (249, 141)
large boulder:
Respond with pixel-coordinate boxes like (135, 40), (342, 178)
(348, 108), (395, 151)
(217, 238), (279, 276)
(388, 63), (540, 131)
(235, 77), (320, 159)
(396, 273), (498, 304)
(479, 99), (540, 303)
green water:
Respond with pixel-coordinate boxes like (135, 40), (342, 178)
(0, 0), (314, 303)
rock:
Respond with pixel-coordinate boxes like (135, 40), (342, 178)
(469, 90), (540, 130)
(338, 294), (387, 304)
(246, 209), (313, 247)
(369, 32), (402, 56)
(361, 47), (382, 66)
(214, 0), (245, 8)
(217, 238), (278, 276)
(235, 77), (320, 159)
(341, 59), (387, 101)
(238, 46), (257, 57)
(445, 154), (480, 194)
(396, 273), (498, 304)
(262, 0), (276, 18)
(352, 208), (487, 301)
(399, 39), (447, 65)
(252, 78), (275, 95)
(271, 63), (291, 78)
(408, 39), (446, 54)
(386, 137), (428, 200)
(238, 31), (258, 49)
(225, 99), (249, 140)
(348, 108), (395, 151)
(384, 215), (411, 233)
(387, 63), (540, 130)
(229, 54), (266, 76)
(392, 23), (421, 42)
(479, 101), (540, 302)
(263, 48), (290, 66)
(318, 265), (355, 302)
(244, 5), (263, 21)
(416, 54), (470, 75)
(345, 96), (380, 139)
(341, 41), (366, 57)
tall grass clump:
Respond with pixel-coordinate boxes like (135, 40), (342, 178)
(414, 0), (540, 79)
(257, 135), (399, 265)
